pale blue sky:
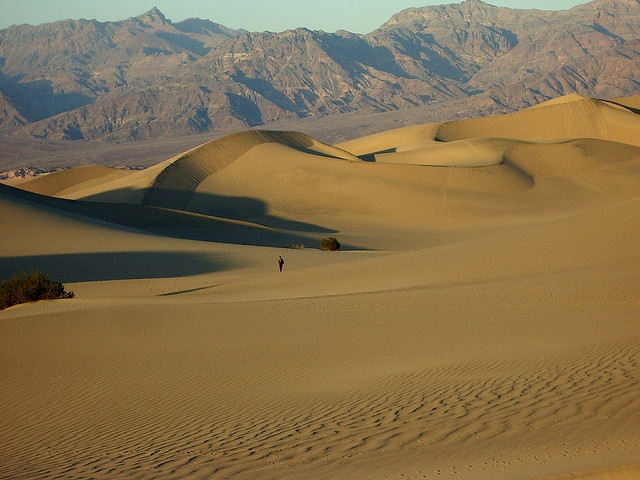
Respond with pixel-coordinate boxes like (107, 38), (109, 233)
(0, 0), (590, 33)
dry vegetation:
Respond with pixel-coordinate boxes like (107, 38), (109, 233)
(0, 270), (74, 310)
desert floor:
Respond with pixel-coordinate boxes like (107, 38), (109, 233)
(1, 95), (640, 479)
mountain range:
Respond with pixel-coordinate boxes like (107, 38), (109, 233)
(1, 0), (639, 142)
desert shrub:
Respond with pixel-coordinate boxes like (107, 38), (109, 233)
(320, 236), (341, 251)
(0, 270), (74, 310)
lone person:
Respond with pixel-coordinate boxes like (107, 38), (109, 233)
(277, 255), (285, 272)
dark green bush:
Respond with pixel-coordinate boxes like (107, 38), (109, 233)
(0, 270), (74, 310)
(320, 236), (341, 251)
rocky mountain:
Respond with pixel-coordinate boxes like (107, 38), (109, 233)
(0, 166), (68, 180)
(1, 0), (639, 142)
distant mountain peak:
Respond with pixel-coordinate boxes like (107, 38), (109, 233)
(134, 7), (169, 26)
(147, 6), (165, 17)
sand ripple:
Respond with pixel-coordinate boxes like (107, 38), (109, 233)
(2, 339), (638, 479)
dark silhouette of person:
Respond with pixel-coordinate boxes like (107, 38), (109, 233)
(277, 256), (285, 272)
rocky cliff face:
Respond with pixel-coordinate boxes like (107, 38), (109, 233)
(1, 0), (639, 141)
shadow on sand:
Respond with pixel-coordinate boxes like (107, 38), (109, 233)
(2, 182), (366, 250)
(0, 251), (230, 283)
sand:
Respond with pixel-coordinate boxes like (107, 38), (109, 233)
(1, 93), (639, 480)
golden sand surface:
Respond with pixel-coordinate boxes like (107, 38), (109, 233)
(1, 94), (639, 479)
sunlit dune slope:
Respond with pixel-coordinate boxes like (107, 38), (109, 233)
(338, 95), (640, 170)
(436, 95), (640, 145)
(141, 130), (360, 210)
(336, 123), (443, 159)
(504, 138), (640, 179)
(186, 140), (539, 237)
(606, 96), (640, 111)
(374, 138), (509, 167)
(16, 165), (135, 197)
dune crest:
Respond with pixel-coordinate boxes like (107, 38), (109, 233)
(16, 165), (134, 197)
(375, 137), (509, 167)
(142, 130), (360, 210)
(39, 130), (359, 209)
(435, 95), (640, 145)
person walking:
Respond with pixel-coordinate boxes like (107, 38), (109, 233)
(277, 255), (285, 272)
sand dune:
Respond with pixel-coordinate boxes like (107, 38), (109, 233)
(336, 123), (443, 159)
(1, 94), (640, 480)
(505, 138), (640, 179)
(374, 138), (510, 166)
(16, 165), (135, 197)
(435, 95), (640, 145)
(49, 130), (360, 208)
(606, 96), (640, 111)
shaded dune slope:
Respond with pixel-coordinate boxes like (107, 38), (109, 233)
(0, 186), (250, 283)
(0, 182), (314, 251)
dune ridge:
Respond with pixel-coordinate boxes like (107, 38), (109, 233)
(1, 93), (639, 480)
(435, 95), (640, 145)
(142, 130), (360, 210)
(56, 130), (359, 208)
(16, 165), (134, 197)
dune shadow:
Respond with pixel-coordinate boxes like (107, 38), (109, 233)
(0, 251), (229, 283)
(2, 182), (365, 251)
(600, 98), (640, 115)
(186, 190), (337, 234)
(78, 185), (339, 234)
(358, 148), (396, 162)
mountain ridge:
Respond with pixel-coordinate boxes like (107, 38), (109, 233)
(1, 0), (639, 142)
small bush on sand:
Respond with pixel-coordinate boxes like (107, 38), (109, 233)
(0, 270), (74, 310)
(320, 236), (341, 251)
